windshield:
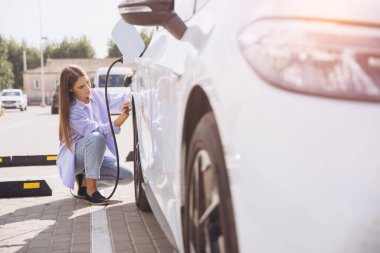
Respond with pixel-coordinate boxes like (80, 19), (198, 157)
(2, 92), (21, 96)
(98, 75), (125, 87)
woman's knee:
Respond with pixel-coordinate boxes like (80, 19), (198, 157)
(87, 132), (106, 147)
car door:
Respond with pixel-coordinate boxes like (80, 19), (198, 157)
(138, 0), (198, 244)
(148, 63), (179, 202)
(132, 62), (154, 176)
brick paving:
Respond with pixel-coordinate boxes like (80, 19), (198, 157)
(0, 165), (175, 253)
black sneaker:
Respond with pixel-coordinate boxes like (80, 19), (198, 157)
(85, 191), (110, 205)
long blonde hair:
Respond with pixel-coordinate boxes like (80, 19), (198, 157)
(58, 65), (86, 151)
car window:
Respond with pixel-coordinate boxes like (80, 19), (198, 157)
(98, 75), (125, 87)
(2, 92), (21, 96)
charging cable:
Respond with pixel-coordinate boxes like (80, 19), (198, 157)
(104, 57), (124, 200)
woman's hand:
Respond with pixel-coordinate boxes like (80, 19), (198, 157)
(114, 101), (131, 127)
(120, 101), (131, 117)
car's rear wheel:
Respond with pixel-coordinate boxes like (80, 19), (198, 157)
(183, 112), (238, 253)
(133, 107), (151, 212)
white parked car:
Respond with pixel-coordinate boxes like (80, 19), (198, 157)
(93, 66), (133, 114)
(0, 89), (28, 111)
(114, 0), (380, 252)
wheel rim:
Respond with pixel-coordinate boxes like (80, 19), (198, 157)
(188, 149), (225, 253)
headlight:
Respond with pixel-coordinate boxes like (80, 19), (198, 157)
(238, 18), (380, 102)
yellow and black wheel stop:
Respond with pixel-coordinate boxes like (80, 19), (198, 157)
(0, 155), (57, 167)
(0, 155), (56, 198)
(0, 180), (52, 198)
(0, 156), (11, 167)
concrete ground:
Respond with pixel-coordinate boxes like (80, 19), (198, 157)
(0, 106), (175, 253)
(0, 165), (175, 253)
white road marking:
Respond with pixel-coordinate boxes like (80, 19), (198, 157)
(91, 190), (113, 253)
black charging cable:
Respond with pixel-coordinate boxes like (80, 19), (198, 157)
(104, 57), (124, 200)
(105, 51), (143, 199)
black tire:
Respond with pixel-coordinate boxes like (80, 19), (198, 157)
(51, 107), (58, 114)
(133, 107), (151, 212)
(183, 112), (239, 253)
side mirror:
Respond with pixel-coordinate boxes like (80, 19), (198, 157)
(111, 19), (145, 63)
(118, 0), (186, 39)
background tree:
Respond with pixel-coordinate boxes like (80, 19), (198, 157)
(45, 36), (95, 59)
(25, 47), (41, 70)
(5, 38), (44, 89)
(1, 35), (95, 89)
(0, 36), (14, 90)
(140, 27), (154, 49)
(107, 39), (122, 58)
(5, 38), (23, 89)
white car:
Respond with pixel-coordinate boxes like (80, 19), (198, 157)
(0, 89), (28, 111)
(114, 0), (380, 252)
(93, 66), (132, 114)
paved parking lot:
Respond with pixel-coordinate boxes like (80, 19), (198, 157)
(0, 107), (175, 253)
(0, 166), (174, 253)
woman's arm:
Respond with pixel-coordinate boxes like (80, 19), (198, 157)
(70, 109), (121, 137)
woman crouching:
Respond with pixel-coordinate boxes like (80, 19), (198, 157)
(57, 64), (133, 205)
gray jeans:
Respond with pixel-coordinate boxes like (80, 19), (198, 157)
(74, 132), (133, 186)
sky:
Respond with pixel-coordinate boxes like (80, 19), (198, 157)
(0, 0), (123, 58)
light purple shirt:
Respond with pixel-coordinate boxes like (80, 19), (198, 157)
(57, 89), (129, 189)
